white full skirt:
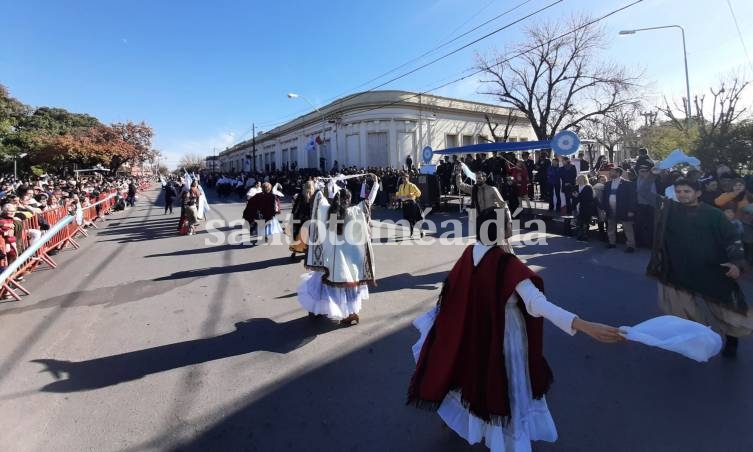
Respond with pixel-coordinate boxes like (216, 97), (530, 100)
(412, 301), (558, 452)
(297, 271), (369, 320)
(264, 217), (283, 237)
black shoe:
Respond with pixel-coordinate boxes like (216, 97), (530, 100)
(606, 244), (616, 249)
(723, 336), (738, 358)
(625, 247), (635, 253)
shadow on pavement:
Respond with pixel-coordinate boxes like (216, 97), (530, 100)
(132, 324), (480, 452)
(153, 256), (294, 280)
(31, 317), (337, 393)
(0, 277), (202, 316)
(144, 243), (245, 258)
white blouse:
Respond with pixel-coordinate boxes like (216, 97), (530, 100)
(473, 243), (577, 336)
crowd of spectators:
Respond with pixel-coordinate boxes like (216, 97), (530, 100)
(197, 149), (751, 267)
(0, 174), (143, 280)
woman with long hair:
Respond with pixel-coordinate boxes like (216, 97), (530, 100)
(298, 173), (380, 326)
(289, 181), (316, 259)
(396, 172), (423, 238)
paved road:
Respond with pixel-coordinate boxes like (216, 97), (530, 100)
(1, 187), (752, 452)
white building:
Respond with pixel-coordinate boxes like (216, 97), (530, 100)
(219, 90), (535, 173)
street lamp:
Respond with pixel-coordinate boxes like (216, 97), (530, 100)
(288, 92), (328, 170)
(619, 25), (691, 131)
(13, 153), (27, 180)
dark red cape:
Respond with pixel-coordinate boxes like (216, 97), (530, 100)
(242, 192), (277, 224)
(407, 246), (553, 423)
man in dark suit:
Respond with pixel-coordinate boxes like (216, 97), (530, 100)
(601, 167), (637, 252)
(560, 157), (578, 214)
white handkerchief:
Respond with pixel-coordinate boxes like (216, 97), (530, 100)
(621, 315), (722, 362)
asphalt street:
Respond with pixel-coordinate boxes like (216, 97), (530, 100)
(1, 187), (752, 452)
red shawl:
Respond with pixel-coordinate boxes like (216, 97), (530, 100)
(242, 192), (277, 224)
(407, 245), (553, 423)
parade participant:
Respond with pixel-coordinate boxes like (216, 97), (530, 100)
(407, 207), (624, 452)
(164, 182), (177, 215)
(289, 181), (315, 259)
(571, 174), (596, 242)
(396, 172), (423, 238)
(246, 181), (262, 200)
(179, 191), (199, 235)
(298, 173), (379, 326)
(510, 160), (529, 200)
(242, 182), (282, 244)
(642, 175), (751, 357)
(454, 164), (504, 211)
(455, 163), (513, 247)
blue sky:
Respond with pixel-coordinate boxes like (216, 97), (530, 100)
(2, 0), (752, 168)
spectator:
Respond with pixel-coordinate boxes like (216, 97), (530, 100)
(635, 165), (657, 248)
(601, 168), (637, 252)
(572, 174), (596, 242)
(560, 157), (578, 214)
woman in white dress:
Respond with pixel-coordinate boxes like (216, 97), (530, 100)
(297, 174), (379, 326)
(408, 207), (624, 452)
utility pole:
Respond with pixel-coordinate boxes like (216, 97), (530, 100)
(252, 123), (257, 173)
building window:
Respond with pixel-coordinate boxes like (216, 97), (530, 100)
(477, 135), (489, 144)
(462, 135), (474, 147)
(445, 134), (458, 148)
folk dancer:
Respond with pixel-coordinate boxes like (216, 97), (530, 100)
(407, 208), (624, 451)
(289, 181), (315, 259)
(455, 162), (513, 251)
(297, 173), (380, 326)
(641, 174), (751, 357)
(396, 173), (423, 238)
(242, 182), (283, 245)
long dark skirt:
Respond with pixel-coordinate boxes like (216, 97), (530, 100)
(402, 200), (422, 227)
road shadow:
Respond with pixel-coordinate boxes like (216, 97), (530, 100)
(0, 277), (202, 316)
(144, 243), (245, 258)
(126, 323), (480, 452)
(95, 214), (186, 243)
(31, 316), (338, 393)
(153, 256), (294, 281)
(133, 271), (753, 452)
(372, 271), (446, 294)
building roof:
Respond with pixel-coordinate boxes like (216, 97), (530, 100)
(221, 90), (524, 156)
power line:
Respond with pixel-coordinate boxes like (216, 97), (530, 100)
(344, 0), (536, 94)
(725, 0), (753, 73)
(343, 0), (645, 118)
(347, 0), (564, 100)
(228, 0), (642, 150)
(225, 0), (542, 150)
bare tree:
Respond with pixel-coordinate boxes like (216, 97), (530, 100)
(580, 102), (642, 162)
(658, 75), (750, 167)
(477, 16), (639, 141)
(178, 153), (206, 173)
(480, 111), (517, 143)
(658, 76), (749, 136)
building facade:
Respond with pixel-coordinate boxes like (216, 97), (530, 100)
(218, 90), (535, 173)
